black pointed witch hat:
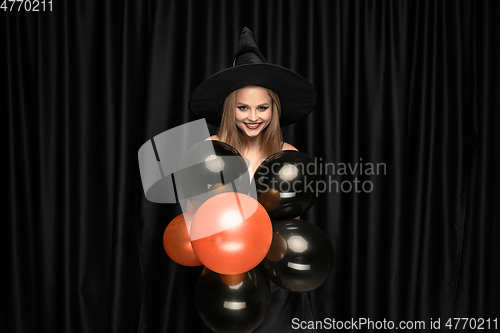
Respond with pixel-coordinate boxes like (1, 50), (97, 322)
(188, 27), (316, 127)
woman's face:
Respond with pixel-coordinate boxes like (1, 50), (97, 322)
(235, 86), (273, 138)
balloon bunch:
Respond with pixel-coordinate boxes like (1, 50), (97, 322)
(162, 141), (333, 333)
(254, 151), (334, 292)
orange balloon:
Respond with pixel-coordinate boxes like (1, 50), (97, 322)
(220, 273), (247, 286)
(265, 232), (287, 262)
(258, 188), (281, 212)
(163, 213), (202, 266)
(203, 267), (247, 286)
(190, 192), (273, 275)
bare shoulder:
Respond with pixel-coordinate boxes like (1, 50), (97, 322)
(282, 142), (299, 151)
(205, 135), (220, 141)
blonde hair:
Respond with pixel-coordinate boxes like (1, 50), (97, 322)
(218, 86), (283, 157)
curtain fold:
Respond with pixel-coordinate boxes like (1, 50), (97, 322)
(3, 1), (498, 332)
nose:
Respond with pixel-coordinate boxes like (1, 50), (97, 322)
(248, 109), (259, 122)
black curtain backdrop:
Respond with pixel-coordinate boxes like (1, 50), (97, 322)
(3, 1), (499, 332)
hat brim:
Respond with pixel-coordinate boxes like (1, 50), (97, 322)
(188, 64), (316, 127)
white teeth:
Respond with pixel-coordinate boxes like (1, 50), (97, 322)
(246, 123), (261, 129)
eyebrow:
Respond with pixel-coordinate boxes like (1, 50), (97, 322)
(236, 102), (271, 106)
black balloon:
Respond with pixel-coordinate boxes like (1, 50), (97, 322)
(177, 140), (250, 207)
(260, 219), (333, 292)
(253, 151), (319, 220)
(196, 267), (271, 333)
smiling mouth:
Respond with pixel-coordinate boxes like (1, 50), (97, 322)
(244, 122), (263, 129)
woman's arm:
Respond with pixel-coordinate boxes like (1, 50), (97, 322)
(282, 142), (298, 151)
(282, 142), (300, 219)
(206, 135), (220, 141)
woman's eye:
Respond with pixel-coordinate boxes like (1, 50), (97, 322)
(258, 106), (269, 111)
(237, 106), (248, 111)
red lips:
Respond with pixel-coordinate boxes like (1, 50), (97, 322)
(244, 122), (263, 130)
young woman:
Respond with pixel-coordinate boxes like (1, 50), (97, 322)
(188, 27), (319, 332)
(189, 27), (316, 177)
